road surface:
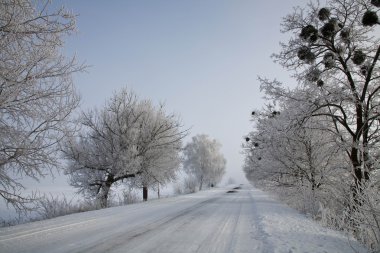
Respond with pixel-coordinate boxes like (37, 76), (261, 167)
(0, 185), (368, 253)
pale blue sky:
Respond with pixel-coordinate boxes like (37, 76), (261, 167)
(2, 1), (310, 217)
(60, 0), (307, 183)
(60, 0), (306, 183)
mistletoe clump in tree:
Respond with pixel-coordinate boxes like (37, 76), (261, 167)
(251, 1), (380, 249)
(267, 0), (380, 192)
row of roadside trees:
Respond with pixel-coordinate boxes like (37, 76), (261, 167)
(0, 0), (226, 214)
(243, 0), (380, 250)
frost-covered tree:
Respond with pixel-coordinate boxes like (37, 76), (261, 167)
(245, 0), (380, 250)
(127, 101), (184, 201)
(243, 97), (347, 214)
(263, 0), (380, 193)
(0, 0), (83, 211)
(63, 89), (185, 207)
(183, 134), (226, 190)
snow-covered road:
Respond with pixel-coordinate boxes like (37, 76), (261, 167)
(0, 185), (369, 253)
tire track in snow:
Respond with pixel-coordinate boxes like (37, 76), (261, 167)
(74, 196), (222, 253)
(195, 193), (242, 253)
(118, 189), (258, 253)
(0, 193), (211, 245)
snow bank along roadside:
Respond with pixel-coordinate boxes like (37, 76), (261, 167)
(247, 188), (368, 253)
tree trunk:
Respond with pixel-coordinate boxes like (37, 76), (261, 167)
(143, 185), (148, 201)
(350, 146), (364, 205)
(351, 146), (362, 188)
(362, 118), (370, 181)
(97, 174), (114, 208)
(98, 182), (111, 208)
(310, 174), (316, 192)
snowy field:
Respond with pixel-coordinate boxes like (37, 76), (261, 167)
(0, 185), (368, 253)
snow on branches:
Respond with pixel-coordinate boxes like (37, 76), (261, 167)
(63, 88), (186, 208)
(183, 134), (226, 190)
(244, 0), (380, 250)
(0, 0), (84, 212)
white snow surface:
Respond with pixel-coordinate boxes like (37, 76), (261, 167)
(0, 185), (368, 253)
